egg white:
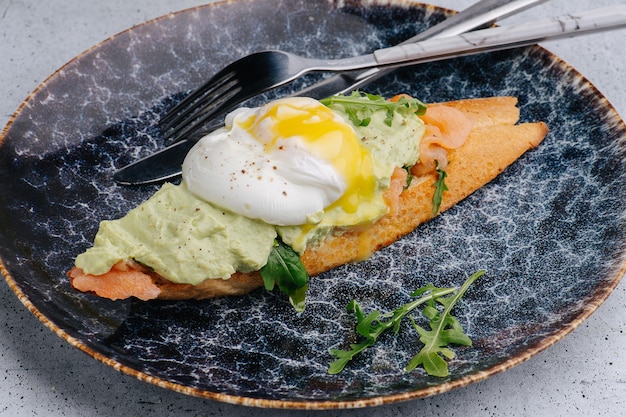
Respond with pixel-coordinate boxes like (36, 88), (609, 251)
(182, 100), (350, 226)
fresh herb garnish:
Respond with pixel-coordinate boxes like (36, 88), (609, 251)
(260, 239), (308, 312)
(433, 163), (448, 215)
(328, 270), (484, 376)
(321, 91), (426, 127)
(403, 166), (414, 189)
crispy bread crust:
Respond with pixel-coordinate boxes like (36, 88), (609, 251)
(151, 97), (548, 300)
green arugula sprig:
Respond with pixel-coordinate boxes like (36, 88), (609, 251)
(433, 164), (449, 215)
(403, 166), (414, 189)
(260, 239), (308, 312)
(320, 91), (426, 127)
(328, 270), (484, 377)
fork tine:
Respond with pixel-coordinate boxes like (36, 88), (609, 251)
(161, 84), (244, 143)
(159, 53), (263, 133)
(160, 70), (238, 131)
(159, 81), (222, 127)
(160, 77), (240, 140)
(159, 51), (286, 142)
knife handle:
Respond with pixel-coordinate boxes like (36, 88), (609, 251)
(373, 6), (626, 67)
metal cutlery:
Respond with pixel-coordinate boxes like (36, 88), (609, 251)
(113, 0), (551, 185)
(119, 1), (620, 186)
(156, 5), (625, 144)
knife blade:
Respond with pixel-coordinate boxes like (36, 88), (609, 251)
(113, 0), (549, 185)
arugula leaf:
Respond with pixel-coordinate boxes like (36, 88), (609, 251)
(328, 270), (484, 376)
(405, 272), (479, 376)
(433, 164), (448, 215)
(320, 91), (426, 127)
(403, 166), (414, 189)
(260, 239), (309, 312)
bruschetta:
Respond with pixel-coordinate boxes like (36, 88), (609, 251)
(68, 93), (548, 307)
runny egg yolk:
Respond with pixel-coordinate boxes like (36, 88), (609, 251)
(247, 98), (377, 218)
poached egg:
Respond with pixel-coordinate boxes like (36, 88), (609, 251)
(182, 97), (380, 227)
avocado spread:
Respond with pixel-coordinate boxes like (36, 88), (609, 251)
(75, 182), (277, 285)
(76, 97), (425, 285)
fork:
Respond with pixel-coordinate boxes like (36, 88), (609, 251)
(160, 0), (548, 142)
(157, 5), (626, 144)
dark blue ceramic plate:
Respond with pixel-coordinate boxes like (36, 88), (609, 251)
(1, 0), (625, 409)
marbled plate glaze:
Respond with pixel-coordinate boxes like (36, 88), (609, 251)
(1, 0), (625, 409)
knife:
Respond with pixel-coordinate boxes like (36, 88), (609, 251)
(113, 0), (549, 185)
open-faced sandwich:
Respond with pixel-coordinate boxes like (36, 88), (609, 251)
(68, 92), (548, 310)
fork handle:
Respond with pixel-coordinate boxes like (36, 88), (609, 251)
(369, 6), (626, 68)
